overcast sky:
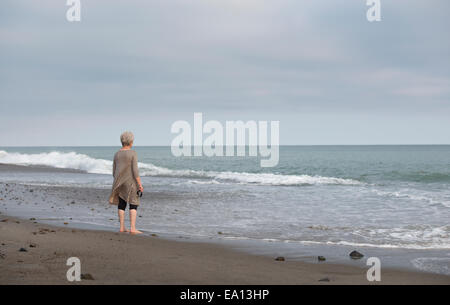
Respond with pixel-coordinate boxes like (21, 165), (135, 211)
(1, 0), (449, 146)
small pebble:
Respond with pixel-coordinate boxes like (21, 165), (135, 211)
(81, 273), (94, 280)
(349, 250), (364, 259)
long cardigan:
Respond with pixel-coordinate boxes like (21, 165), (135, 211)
(109, 150), (141, 206)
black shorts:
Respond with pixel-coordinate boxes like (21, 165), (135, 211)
(118, 197), (138, 211)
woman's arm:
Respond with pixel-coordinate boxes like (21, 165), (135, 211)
(136, 177), (143, 192)
(132, 152), (143, 192)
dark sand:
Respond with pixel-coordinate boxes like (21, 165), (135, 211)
(0, 216), (449, 285)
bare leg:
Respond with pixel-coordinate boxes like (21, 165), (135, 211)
(129, 209), (142, 234)
(118, 209), (128, 232)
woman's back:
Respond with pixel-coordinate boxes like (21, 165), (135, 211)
(110, 149), (140, 206)
(113, 150), (138, 178)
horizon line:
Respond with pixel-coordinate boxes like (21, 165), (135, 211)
(1, 144), (450, 148)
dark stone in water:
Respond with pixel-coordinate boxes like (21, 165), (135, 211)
(29, 218), (36, 221)
(275, 256), (285, 261)
(318, 256), (326, 262)
(81, 273), (94, 280)
(319, 277), (330, 282)
(29, 243), (37, 248)
(19, 248), (28, 252)
(349, 250), (364, 259)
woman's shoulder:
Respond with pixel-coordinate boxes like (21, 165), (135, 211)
(116, 149), (137, 156)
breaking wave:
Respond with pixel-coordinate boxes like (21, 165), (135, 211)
(0, 150), (361, 186)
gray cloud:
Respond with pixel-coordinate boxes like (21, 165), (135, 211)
(1, 0), (449, 145)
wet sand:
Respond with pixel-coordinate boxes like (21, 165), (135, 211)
(1, 216), (449, 285)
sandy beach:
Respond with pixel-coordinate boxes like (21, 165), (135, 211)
(0, 215), (449, 285)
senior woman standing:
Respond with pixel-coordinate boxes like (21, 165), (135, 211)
(109, 131), (144, 234)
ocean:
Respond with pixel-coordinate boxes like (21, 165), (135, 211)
(0, 145), (449, 274)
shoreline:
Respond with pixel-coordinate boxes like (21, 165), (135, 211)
(1, 180), (448, 277)
(1, 215), (449, 285)
(0, 163), (449, 284)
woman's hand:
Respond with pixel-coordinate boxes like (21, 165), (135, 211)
(136, 177), (144, 193)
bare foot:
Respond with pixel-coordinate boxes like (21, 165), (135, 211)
(130, 229), (142, 235)
(119, 228), (129, 233)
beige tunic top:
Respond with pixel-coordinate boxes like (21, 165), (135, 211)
(109, 150), (141, 206)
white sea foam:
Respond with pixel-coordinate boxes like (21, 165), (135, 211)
(0, 150), (361, 186)
(256, 225), (450, 250)
(205, 224), (450, 250)
(0, 150), (112, 174)
(371, 189), (450, 208)
(220, 236), (450, 250)
(351, 225), (450, 249)
(411, 257), (450, 275)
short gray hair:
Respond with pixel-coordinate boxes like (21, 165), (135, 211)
(120, 131), (134, 146)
